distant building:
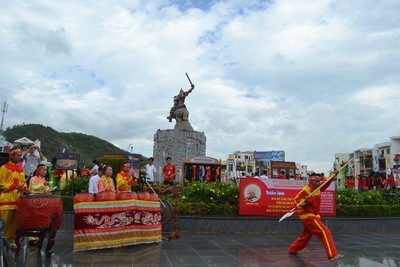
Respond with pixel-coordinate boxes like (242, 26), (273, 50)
(227, 151), (255, 180)
(0, 134), (12, 152)
(353, 148), (373, 177)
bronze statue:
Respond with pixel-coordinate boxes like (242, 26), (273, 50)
(167, 73), (195, 131)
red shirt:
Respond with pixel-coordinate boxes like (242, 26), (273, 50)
(163, 164), (176, 182)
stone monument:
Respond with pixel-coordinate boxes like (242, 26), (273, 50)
(153, 73), (206, 183)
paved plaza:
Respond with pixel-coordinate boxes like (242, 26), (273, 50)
(12, 228), (400, 267)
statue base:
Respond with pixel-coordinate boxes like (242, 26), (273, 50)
(153, 129), (206, 183)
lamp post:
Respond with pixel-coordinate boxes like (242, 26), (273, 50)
(127, 144), (133, 153)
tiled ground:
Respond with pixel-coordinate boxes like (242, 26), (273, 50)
(11, 229), (400, 266)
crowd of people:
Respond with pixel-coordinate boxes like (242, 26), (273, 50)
(344, 173), (397, 193)
(0, 145), (182, 249)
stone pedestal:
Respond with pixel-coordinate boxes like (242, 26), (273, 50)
(153, 129), (206, 183)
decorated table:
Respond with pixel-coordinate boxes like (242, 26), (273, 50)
(73, 198), (162, 252)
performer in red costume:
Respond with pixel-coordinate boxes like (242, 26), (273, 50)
(288, 173), (345, 262)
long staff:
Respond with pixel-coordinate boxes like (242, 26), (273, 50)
(145, 179), (166, 208)
(278, 159), (353, 222)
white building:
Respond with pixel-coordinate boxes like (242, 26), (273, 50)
(227, 151), (255, 181)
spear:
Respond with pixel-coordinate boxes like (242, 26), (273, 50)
(278, 159), (353, 222)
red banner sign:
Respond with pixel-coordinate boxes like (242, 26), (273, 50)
(239, 178), (336, 216)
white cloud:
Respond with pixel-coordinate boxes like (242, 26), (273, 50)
(1, 0), (400, 173)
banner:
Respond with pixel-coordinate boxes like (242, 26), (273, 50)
(56, 153), (80, 170)
(239, 178), (336, 216)
(74, 199), (161, 252)
(254, 151), (285, 164)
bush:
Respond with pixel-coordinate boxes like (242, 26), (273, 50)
(177, 182), (239, 215)
(62, 195), (74, 211)
(337, 204), (400, 217)
(61, 177), (89, 196)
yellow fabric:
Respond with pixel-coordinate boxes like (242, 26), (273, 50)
(0, 210), (17, 242)
(98, 175), (115, 192)
(29, 175), (49, 194)
(299, 213), (321, 220)
(314, 219), (334, 258)
(60, 170), (77, 190)
(116, 172), (133, 191)
(0, 162), (25, 210)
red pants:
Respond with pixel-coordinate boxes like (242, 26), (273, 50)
(288, 217), (338, 259)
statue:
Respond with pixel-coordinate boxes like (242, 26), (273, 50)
(167, 73), (195, 131)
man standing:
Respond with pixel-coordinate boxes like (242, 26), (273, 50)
(162, 157), (176, 186)
(91, 160), (99, 176)
(288, 173), (344, 262)
(145, 157), (156, 184)
(0, 148), (30, 247)
(88, 164), (103, 195)
(259, 170), (269, 179)
(23, 145), (44, 178)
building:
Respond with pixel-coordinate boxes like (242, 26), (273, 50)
(372, 142), (391, 175)
(353, 148), (372, 177)
(226, 151), (255, 181)
(0, 134), (12, 152)
(390, 136), (400, 170)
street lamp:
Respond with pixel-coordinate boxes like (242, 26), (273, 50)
(127, 144), (133, 153)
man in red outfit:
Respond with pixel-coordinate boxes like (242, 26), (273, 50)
(288, 173), (345, 262)
(162, 157), (176, 186)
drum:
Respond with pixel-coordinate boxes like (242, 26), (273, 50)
(17, 195), (63, 229)
(95, 191), (116, 202)
(74, 193), (94, 204)
(149, 193), (159, 202)
(116, 192), (137, 200)
(137, 192), (151, 201)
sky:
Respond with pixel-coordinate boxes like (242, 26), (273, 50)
(0, 0), (399, 173)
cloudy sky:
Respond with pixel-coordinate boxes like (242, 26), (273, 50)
(1, 0), (399, 172)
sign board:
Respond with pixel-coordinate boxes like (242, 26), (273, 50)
(254, 151), (285, 164)
(269, 161), (297, 178)
(239, 178), (336, 216)
(56, 153), (80, 170)
(126, 153), (142, 178)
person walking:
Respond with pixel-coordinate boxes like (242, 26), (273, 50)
(288, 173), (345, 262)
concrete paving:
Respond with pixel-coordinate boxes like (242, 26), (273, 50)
(11, 227), (400, 266)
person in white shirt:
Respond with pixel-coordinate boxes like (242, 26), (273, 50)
(145, 157), (156, 184)
(88, 164), (103, 194)
(91, 160), (99, 175)
(259, 170), (269, 179)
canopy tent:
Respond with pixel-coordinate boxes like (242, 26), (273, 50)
(14, 137), (35, 145)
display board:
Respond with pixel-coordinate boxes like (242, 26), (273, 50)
(239, 178), (336, 216)
(55, 153), (80, 170)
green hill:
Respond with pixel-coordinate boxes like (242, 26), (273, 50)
(3, 123), (128, 168)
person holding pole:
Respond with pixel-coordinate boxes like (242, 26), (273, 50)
(287, 172), (345, 262)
